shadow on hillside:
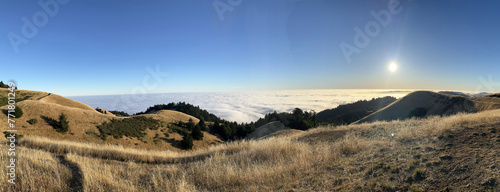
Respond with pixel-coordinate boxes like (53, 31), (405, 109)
(2, 109), (7, 117)
(41, 116), (59, 129)
(161, 137), (181, 148)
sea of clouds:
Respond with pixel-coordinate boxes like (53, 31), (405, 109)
(69, 89), (413, 123)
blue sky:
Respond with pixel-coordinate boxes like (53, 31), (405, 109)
(1, 0), (499, 96)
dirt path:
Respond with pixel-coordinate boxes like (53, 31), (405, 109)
(56, 154), (84, 192)
(36, 93), (51, 100)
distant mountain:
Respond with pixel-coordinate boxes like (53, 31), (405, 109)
(438, 91), (470, 97)
(316, 96), (397, 125)
(438, 91), (492, 97)
(472, 92), (493, 97)
(355, 91), (500, 124)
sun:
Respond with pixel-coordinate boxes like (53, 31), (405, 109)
(389, 62), (398, 73)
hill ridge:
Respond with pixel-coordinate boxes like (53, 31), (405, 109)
(355, 90), (500, 124)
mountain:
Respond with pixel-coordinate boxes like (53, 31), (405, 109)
(246, 121), (290, 139)
(0, 88), (222, 151)
(355, 91), (500, 124)
(316, 96), (397, 125)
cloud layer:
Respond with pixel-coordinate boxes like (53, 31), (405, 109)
(69, 89), (412, 123)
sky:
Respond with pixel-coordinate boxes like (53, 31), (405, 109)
(1, 0), (500, 96)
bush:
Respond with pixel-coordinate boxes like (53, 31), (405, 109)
(191, 124), (204, 140)
(3, 131), (23, 141)
(0, 81), (8, 88)
(95, 107), (106, 114)
(97, 116), (161, 140)
(287, 108), (316, 130)
(13, 106), (23, 118)
(108, 110), (130, 117)
(186, 118), (195, 131)
(57, 113), (69, 133)
(180, 134), (194, 150)
(27, 118), (38, 125)
(409, 108), (427, 118)
(198, 119), (207, 131)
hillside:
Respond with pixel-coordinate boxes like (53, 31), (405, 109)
(317, 96), (397, 125)
(2, 106), (499, 191)
(246, 121), (290, 139)
(0, 89), (222, 151)
(355, 91), (500, 124)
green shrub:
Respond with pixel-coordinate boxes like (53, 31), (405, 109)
(95, 107), (106, 114)
(27, 118), (38, 125)
(56, 113), (69, 133)
(186, 118), (195, 131)
(180, 134), (194, 150)
(3, 131), (23, 144)
(13, 106), (23, 118)
(169, 123), (189, 136)
(0, 81), (8, 88)
(3, 131), (23, 141)
(108, 110), (130, 117)
(97, 116), (161, 140)
(191, 124), (204, 140)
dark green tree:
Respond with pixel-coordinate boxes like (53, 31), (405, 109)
(287, 108), (316, 130)
(57, 113), (69, 133)
(180, 134), (194, 150)
(198, 119), (206, 131)
(191, 123), (204, 140)
(186, 118), (195, 131)
(0, 81), (7, 88)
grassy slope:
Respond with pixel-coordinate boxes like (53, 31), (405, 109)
(0, 89), (221, 151)
(2, 108), (499, 191)
(356, 91), (500, 124)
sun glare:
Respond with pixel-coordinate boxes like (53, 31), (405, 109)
(389, 62), (398, 73)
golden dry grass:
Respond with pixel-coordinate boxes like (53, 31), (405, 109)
(0, 88), (49, 101)
(2, 107), (500, 191)
(0, 146), (71, 192)
(138, 110), (200, 124)
(20, 136), (241, 164)
(0, 90), (221, 151)
(0, 99), (114, 143)
(39, 93), (96, 111)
